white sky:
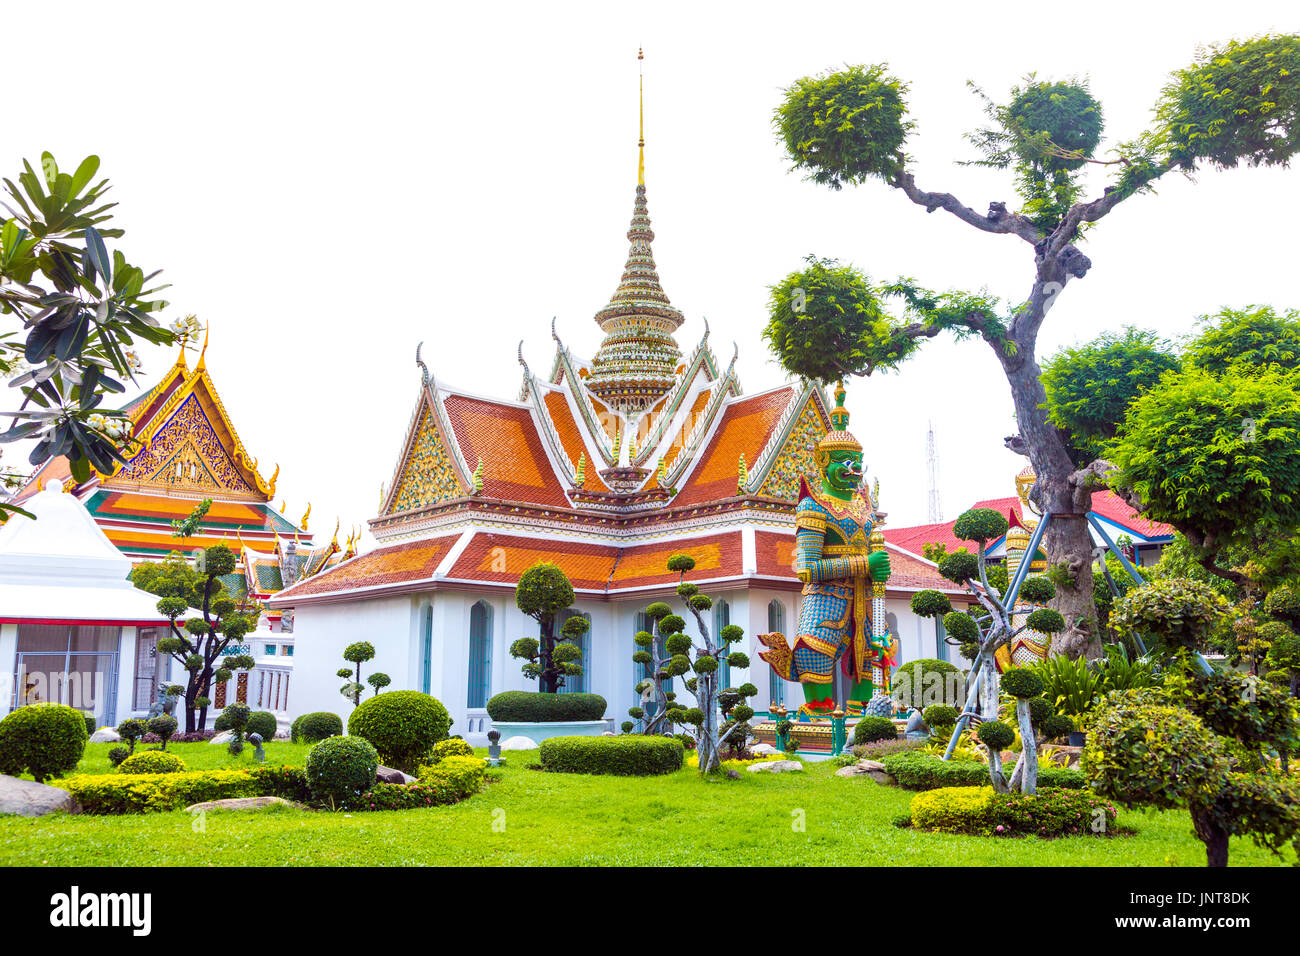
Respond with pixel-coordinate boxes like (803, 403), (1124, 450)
(6, 1), (1297, 544)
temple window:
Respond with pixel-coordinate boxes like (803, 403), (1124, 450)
(767, 599), (786, 707)
(467, 600), (493, 709)
(559, 610), (592, 694)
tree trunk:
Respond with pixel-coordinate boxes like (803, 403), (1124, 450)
(539, 618), (556, 694)
(985, 744), (1008, 793)
(1003, 349), (1101, 660)
(1014, 698), (1038, 794)
(1191, 805), (1229, 867)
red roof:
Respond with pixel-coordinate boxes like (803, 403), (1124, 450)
(280, 535), (462, 597)
(441, 394), (570, 508)
(674, 388), (793, 506)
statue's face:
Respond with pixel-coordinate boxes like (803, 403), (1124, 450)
(824, 450), (864, 496)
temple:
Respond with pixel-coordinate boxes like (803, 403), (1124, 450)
(272, 74), (969, 740)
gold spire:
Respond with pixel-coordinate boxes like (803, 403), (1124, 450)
(195, 322), (210, 370)
(638, 47), (645, 186)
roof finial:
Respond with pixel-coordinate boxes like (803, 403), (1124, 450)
(300, 502), (311, 531)
(415, 341), (429, 386)
(194, 322), (210, 371)
(638, 47), (645, 186)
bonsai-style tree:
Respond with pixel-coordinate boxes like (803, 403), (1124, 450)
(771, 36), (1300, 658)
(0, 152), (175, 517)
(509, 562), (588, 693)
(147, 713), (177, 751)
(629, 554), (756, 774)
(339, 641), (376, 706)
(627, 601), (680, 737)
(367, 672), (391, 696)
(1087, 577), (1300, 866)
(134, 545), (256, 734)
(115, 718), (147, 756)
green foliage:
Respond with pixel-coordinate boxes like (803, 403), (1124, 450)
(952, 508), (1009, 544)
(1042, 327), (1180, 463)
(909, 785), (1115, 836)
(1155, 35), (1300, 172)
(1018, 576), (1056, 605)
(347, 691), (452, 773)
(910, 589), (953, 619)
(427, 738), (475, 763)
(1041, 714), (1076, 740)
(666, 553), (696, 574)
(908, 785), (994, 832)
(1025, 608), (1067, 634)
(118, 750), (186, 775)
(1111, 578), (1231, 650)
(853, 715), (898, 745)
(484, 691), (607, 723)
(1175, 672), (1297, 753)
(343, 641), (375, 664)
(416, 754), (486, 800)
(774, 63), (912, 189)
(539, 735), (685, 776)
(0, 152), (174, 488)
(1032, 654), (1104, 719)
(937, 549), (979, 585)
(63, 768), (270, 814)
(1110, 365), (1300, 553)
(891, 658), (961, 709)
(515, 562), (576, 620)
(764, 257), (915, 384)
(884, 751), (1085, 791)
(922, 704), (959, 729)
(0, 703), (89, 782)
(1001, 667), (1045, 700)
(290, 712), (343, 744)
(1264, 585), (1300, 626)
(942, 610), (979, 642)
(1188, 305), (1300, 376)
(1082, 693), (1225, 810)
(214, 702), (250, 735)
(115, 718), (147, 753)
(366, 673), (391, 694)
(977, 720), (1015, 751)
(106, 746), (130, 767)
(305, 735), (379, 805)
(247, 711), (277, 741)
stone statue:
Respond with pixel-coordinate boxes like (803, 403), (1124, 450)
(148, 681), (178, 718)
(758, 384), (895, 718)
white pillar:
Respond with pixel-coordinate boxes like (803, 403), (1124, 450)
(0, 622), (17, 715)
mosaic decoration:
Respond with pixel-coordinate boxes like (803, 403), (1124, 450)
(758, 384), (895, 719)
(117, 393), (255, 494)
(391, 404), (463, 512)
(758, 397), (825, 500)
(995, 466), (1051, 671)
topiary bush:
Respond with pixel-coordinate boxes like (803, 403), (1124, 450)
(291, 711), (344, 744)
(347, 690), (451, 773)
(1001, 667), (1045, 699)
(306, 735), (379, 805)
(417, 754), (486, 800)
(485, 691), (607, 722)
(147, 714), (177, 750)
(427, 738), (475, 763)
(908, 785), (1117, 836)
(853, 715), (898, 745)
(213, 702), (250, 734)
(883, 751), (1085, 791)
(0, 703), (89, 782)
(977, 720), (1015, 751)
(246, 711), (278, 741)
(118, 750), (187, 775)
(106, 746), (130, 768)
(909, 785), (995, 832)
(891, 658), (961, 710)
(539, 735), (684, 776)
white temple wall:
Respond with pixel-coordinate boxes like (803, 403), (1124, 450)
(0, 622), (16, 716)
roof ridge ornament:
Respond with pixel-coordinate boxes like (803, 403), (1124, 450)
(415, 341), (429, 386)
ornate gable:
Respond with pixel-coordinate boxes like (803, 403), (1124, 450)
(115, 392), (256, 494)
(388, 397), (466, 514)
(757, 393), (829, 501)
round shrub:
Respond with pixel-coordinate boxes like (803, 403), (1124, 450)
(952, 508), (1009, 544)
(213, 702), (250, 734)
(1111, 578), (1229, 649)
(291, 711), (344, 744)
(306, 734), (379, 804)
(853, 715), (898, 746)
(417, 754), (486, 800)
(84, 714), (96, 737)
(147, 714), (178, 748)
(1042, 714), (1075, 740)
(119, 750), (187, 774)
(1027, 695), (1054, 727)
(942, 610), (979, 642)
(977, 720), (1015, 751)
(428, 738), (474, 763)
(347, 691), (451, 773)
(1025, 608), (1067, 634)
(484, 691), (607, 723)
(1001, 667), (1045, 699)
(891, 658), (961, 710)
(246, 710), (278, 741)
(910, 589), (952, 619)
(0, 703), (89, 782)
(923, 704), (960, 729)
(1018, 576), (1056, 605)
(938, 550), (979, 585)
(106, 746), (130, 767)
(539, 735), (684, 776)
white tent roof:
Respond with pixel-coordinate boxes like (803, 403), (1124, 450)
(0, 479), (170, 624)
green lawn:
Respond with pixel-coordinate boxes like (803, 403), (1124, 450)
(1, 742), (1293, 866)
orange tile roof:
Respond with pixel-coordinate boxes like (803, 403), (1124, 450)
(673, 389), (792, 506)
(542, 390), (609, 492)
(442, 394), (570, 507)
(282, 535), (462, 597)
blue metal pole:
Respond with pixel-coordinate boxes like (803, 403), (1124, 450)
(1004, 512), (1052, 610)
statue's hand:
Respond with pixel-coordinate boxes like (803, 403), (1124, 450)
(868, 549), (891, 583)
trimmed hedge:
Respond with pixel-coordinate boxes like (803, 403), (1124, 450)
(852, 715), (898, 745)
(291, 711), (344, 744)
(890, 658), (961, 710)
(428, 738), (475, 763)
(60, 765), (310, 814)
(0, 703), (89, 782)
(119, 751), (187, 774)
(882, 752), (1084, 791)
(247, 711), (278, 740)
(417, 754), (486, 800)
(306, 735), (379, 804)
(348, 691), (451, 773)
(540, 735), (683, 776)
(909, 785), (1118, 836)
(486, 691), (607, 723)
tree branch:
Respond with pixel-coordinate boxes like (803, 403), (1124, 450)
(890, 172), (1043, 243)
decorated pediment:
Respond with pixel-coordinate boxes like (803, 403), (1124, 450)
(386, 396), (467, 514)
(757, 393), (828, 501)
(114, 392), (257, 495)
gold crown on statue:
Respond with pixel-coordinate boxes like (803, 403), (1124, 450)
(817, 381), (862, 461)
